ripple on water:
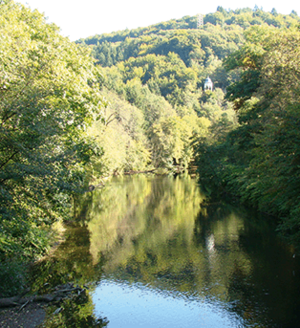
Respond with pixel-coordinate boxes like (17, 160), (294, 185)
(92, 279), (244, 328)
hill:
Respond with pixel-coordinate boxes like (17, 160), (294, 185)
(80, 7), (299, 176)
(79, 8), (300, 244)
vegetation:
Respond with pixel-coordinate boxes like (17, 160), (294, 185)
(80, 6), (300, 245)
(80, 6), (299, 181)
(194, 25), (300, 244)
(1, 0), (300, 299)
(0, 0), (105, 294)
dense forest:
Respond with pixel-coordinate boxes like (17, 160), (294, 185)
(1, 0), (300, 297)
(80, 6), (300, 246)
(0, 0), (106, 294)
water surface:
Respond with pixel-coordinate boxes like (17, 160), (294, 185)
(35, 175), (300, 327)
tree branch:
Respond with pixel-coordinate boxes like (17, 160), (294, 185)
(0, 150), (19, 171)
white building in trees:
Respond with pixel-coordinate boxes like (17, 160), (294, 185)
(204, 76), (213, 91)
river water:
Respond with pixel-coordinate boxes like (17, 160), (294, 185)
(33, 175), (300, 327)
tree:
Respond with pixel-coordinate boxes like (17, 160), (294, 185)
(0, 0), (104, 260)
(216, 26), (300, 244)
(87, 89), (150, 176)
(149, 114), (210, 170)
(271, 8), (278, 16)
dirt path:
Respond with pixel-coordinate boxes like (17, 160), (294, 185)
(0, 302), (46, 328)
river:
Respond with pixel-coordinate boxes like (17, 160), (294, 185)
(32, 175), (300, 327)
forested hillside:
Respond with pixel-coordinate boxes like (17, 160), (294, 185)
(80, 7), (300, 244)
(194, 25), (300, 244)
(1, 0), (300, 297)
(80, 7), (299, 176)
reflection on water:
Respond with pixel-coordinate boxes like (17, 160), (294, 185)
(44, 289), (109, 328)
(93, 280), (241, 328)
(33, 175), (300, 327)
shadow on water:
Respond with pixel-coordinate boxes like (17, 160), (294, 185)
(42, 289), (109, 328)
(30, 175), (300, 327)
(194, 199), (300, 327)
(29, 222), (109, 327)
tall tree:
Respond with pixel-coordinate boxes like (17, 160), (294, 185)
(0, 0), (104, 259)
(198, 25), (300, 243)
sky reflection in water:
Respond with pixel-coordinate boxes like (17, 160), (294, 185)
(93, 279), (242, 328)
(67, 175), (300, 328)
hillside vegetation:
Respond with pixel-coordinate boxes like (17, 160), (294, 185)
(80, 7), (300, 244)
(1, 0), (300, 296)
(195, 25), (300, 244)
(79, 7), (299, 174)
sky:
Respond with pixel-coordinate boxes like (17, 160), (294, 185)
(17, 0), (300, 41)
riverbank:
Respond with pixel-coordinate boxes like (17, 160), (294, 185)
(0, 283), (89, 327)
(0, 302), (46, 328)
(0, 222), (68, 328)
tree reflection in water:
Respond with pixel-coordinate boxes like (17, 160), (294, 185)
(30, 175), (300, 327)
(43, 290), (109, 328)
(29, 224), (108, 327)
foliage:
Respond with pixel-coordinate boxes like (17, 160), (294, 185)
(79, 8), (299, 48)
(87, 89), (150, 176)
(77, 7), (300, 175)
(44, 291), (109, 327)
(149, 114), (210, 170)
(194, 24), (300, 245)
(0, 260), (28, 297)
(88, 22), (239, 172)
(0, 1), (104, 262)
(2, 0), (300, 288)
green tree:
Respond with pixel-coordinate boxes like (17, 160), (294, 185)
(87, 89), (150, 177)
(196, 25), (300, 244)
(0, 0), (104, 261)
(149, 115), (210, 170)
